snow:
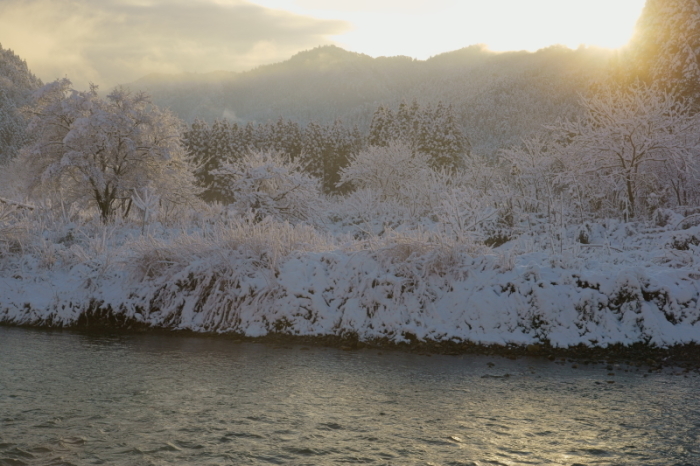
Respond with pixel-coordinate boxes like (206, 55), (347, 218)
(3, 75), (700, 350)
(1, 214), (699, 349)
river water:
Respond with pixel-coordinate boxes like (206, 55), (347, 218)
(1, 327), (699, 466)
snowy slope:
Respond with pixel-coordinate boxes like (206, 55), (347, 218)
(2, 219), (699, 349)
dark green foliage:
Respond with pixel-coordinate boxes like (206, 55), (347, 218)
(185, 96), (476, 201)
(182, 119), (235, 203)
(184, 116), (364, 200)
(368, 100), (470, 170)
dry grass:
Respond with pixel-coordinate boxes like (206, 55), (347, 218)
(127, 217), (339, 281)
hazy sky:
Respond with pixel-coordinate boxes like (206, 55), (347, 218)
(0, 0), (646, 89)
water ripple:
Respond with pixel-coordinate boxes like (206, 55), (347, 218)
(2, 327), (700, 465)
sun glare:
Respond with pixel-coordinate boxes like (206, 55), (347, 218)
(250, 0), (647, 58)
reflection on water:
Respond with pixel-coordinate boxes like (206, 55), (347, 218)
(1, 326), (699, 465)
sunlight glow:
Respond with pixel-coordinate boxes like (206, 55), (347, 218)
(249, 0), (647, 57)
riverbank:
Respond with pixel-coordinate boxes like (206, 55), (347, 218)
(2, 218), (700, 361)
(4, 320), (700, 372)
(4, 322), (700, 375)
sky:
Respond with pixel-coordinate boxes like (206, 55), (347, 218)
(0, 0), (647, 90)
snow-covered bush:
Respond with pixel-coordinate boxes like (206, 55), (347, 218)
(666, 229), (700, 251)
(327, 188), (413, 237)
(501, 133), (569, 220)
(338, 140), (437, 212)
(434, 184), (499, 244)
(128, 217), (337, 281)
(0, 201), (26, 259)
(214, 150), (323, 224)
(365, 227), (487, 280)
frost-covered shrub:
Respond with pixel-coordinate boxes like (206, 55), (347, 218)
(652, 208), (674, 228)
(484, 231), (511, 248)
(667, 232), (700, 251)
(339, 141), (436, 210)
(363, 227), (487, 281)
(434, 184), (500, 244)
(576, 224), (591, 244)
(214, 150), (323, 224)
(128, 217), (337, 281)
(327, 188), (413, 237)
(0, 203), (27, 258)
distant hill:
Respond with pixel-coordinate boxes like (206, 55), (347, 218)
(128, 44), (617, 155)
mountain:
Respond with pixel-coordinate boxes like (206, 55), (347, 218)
(128, 44), (617, 155)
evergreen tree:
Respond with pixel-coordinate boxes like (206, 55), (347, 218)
(242, 122), (257, 154)
(269, 117), (303, 159)
(367, 100), (470, 170)
(300, 121), (326, 181)
(395, 100), (415, 141)
(228, 122), (248, 158)
(183, 119), (222, 203)
(414, 102), (436, 158)
(368, 105), (395, 146)
(427, 103), (469, 170)
(0, 44), (42, 163)
(324, 119), (355, 193)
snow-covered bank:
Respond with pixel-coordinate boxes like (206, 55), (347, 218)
(2, 220), (700, 349)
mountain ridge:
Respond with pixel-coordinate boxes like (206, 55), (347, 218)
(127, 43), (616, 155)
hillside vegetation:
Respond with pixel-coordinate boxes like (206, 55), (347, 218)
(133, 44), (614, 156)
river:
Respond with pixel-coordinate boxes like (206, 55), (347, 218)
(1, 326), (699, 465)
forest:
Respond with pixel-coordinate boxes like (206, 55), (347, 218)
(1, 0), (700, 348)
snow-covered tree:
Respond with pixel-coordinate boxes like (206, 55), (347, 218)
(552, 82), (700, 218)
(182, 118), (216, 201)
(630, 0), (700, 104)
(501, 133), (572, 221)
(419, 102), (469, 170)
(265, 117), (303, 159)
(367, 100), (469, 170)
(338, 140), (435, 206)
(17, 79), (197, 222)
(368, 105), (395, 147)
(0, 44), (42, 163)
(214, 150), (322, 223)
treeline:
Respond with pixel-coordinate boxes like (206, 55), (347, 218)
(140, 44), (610, 157)
(182, 100), (470, 201)
(3, 0), (700, 236)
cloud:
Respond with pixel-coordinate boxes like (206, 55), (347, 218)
(0, 0), (350, 89)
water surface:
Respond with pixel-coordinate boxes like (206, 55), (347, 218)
(1, 327), (699, 465)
